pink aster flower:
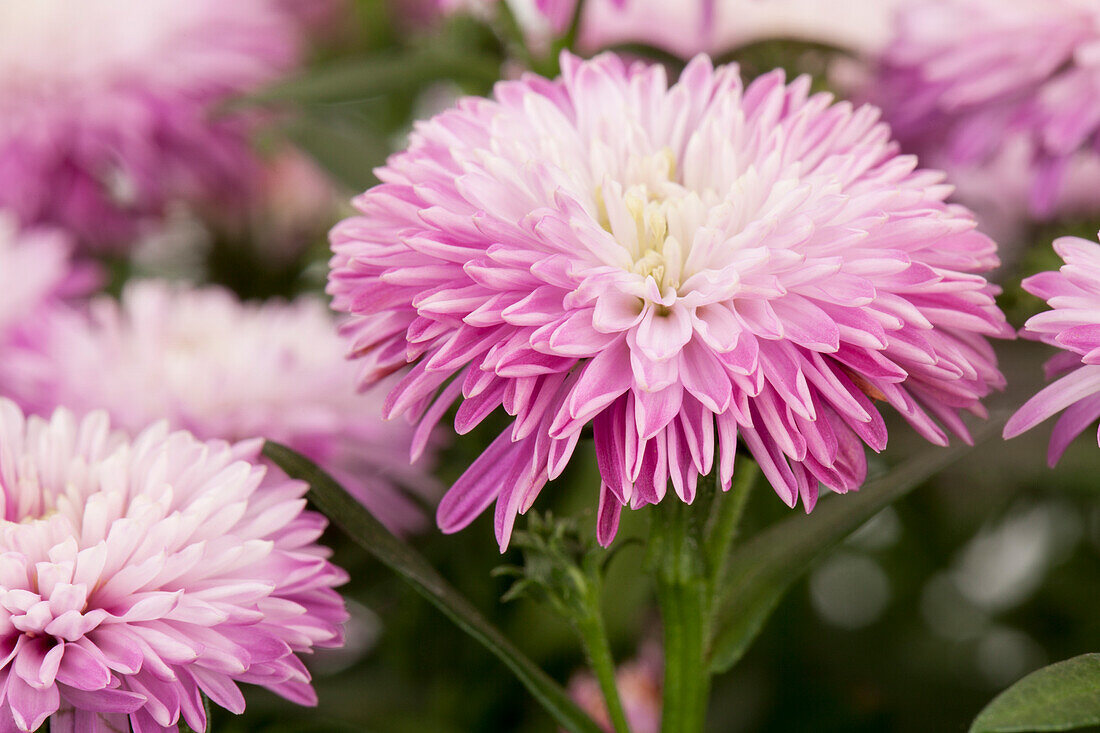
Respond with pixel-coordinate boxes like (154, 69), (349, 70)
(870, 0), (1100, 219)
(0, 400), (347, 732)
(328, 52), (1010, 550)
(0, 0), (300, 251)
(1004, 236), (1100, 463)
(6, 281), (440, 534)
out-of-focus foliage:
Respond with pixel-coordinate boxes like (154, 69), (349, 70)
(971, 654), (1100, 732)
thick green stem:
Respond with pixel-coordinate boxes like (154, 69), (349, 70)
(649, 462), (761, 732)
(656, 573), (710, 733)
(576, 612), (632, 733)
(649, 500), (710, 733)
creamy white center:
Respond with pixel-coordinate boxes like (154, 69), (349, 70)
(597, 149), (714, 298)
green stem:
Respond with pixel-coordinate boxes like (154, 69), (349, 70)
(656, 574), (710, 733)
(703, 463), (760, 596)
(649, 501), (710, 733)
(576, 612), (632, 733)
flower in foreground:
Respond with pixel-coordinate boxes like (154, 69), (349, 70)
(870, 0), (1100, 220)
(0, 0), (300, 251)
(329, 52), (1009, 550)
(5, 280), (439, 534)
(1004, 235), (1100, 463)
(0, 400), (347, 732)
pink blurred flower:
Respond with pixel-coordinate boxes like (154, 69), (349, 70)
(436, 0), (581, 36)
(1004, 236), (1100, 463)
(0, 214), (91, 347)
(870, 0), (1100, 220)
(0, 400), (347, 732)
(580, 0), (907, 59)
(6, 281), (440, 534)
(0, 0), (301, 252)
(329, 52), (1010, 550)
(276, 0), (348, 34)
(567, 642), (661, 733)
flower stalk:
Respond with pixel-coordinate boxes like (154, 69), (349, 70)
(649, 498), (710, 733)
(649, 463), (760, 732)
(576, 604), (632, 733)
(495, 512), (630, 732)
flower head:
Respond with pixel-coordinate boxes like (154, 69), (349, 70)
(870, 0), (1100, 219)
(6, 281), (439, 534)
(0, 0), (300, 250)
(1004, 235), (1100, 463)
(0, 400), (347, 732)
(329, 52), (1009, 550)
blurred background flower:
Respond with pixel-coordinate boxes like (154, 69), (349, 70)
(0, 213), (92, 347)
(0, 0), (302, 252)
(868, 0), (1100, 252)
(3, 280), (441, 534)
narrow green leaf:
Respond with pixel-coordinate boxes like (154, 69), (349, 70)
(971, 654), (1100, 732)
(262, 441), (603, 733)
(707, 420), (1001, 673)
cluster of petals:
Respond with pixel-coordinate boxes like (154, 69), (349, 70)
(870, 0), (1100, 219)
(1004, 235), (1100, 463)
(0, 401), (347, 732)
(0, 0), (301, 251)
(4, 280), (439, 535)
(329, 52), (1010, 550)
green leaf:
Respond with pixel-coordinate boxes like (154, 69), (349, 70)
(280, 111), (390, 192)
(707, 420), (1001, 674)
(262, 441), (603, 733)
(971, 654), (1100, 732)
(250, 49), (500, 107)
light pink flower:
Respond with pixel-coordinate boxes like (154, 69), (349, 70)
(0, 400), (347, 732)
(436, 0), (630, 36)
(870, 0), (1100, 220)
(0, 214), (90, 348)
(329, 52), (1010, 550)
(5, 281), (440, 534)
(579, 0), (907, 59)
(434, 0), (577, 39)
(1004, 236), (1100, 464)
(0, 0), (300, 251)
